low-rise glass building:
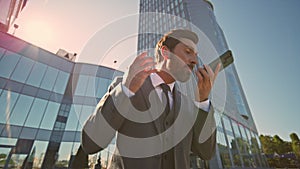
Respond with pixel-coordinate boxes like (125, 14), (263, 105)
(0, 32), (122, 168)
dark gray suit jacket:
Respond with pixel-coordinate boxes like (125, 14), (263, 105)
(82, 76), (216, 169)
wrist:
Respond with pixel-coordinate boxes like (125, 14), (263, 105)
(199, 98), (208, 102)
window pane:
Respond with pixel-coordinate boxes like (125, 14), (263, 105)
(40, 66), (59, 91)
(54, 121), (66, 130)
(0, 137), (17, 145)
(19, 127), (37, 139)
(231, 121), (244, 166)
(250, 131), (263, 167)
(40, 101), (60, 129)
(26, 62), (47, 87)
(214, 112), (222, 127)
(0, 90), (19, 123)
(0, 51), (21, 78)
(217, 130), (232, 168)
(223, 116), (241, 167)
(245, 128), (257, 167)
(10, 154), (28, 167)
(231, 120), (241, 138)
(55, 142), (73, 168)
(9, 95), (34, 126)
(65, 105), (80, 131)
(86, 76), (96, 97)
(58, 103), (71, 117)
(239, 125), (252, 167)
(0, 47), (6, 59)
(72, 142), (81, 157)
(31, 141), (48, 169)
(0, 147), (13, 166)
(77, 105), (94, 131)
(11, 57), (34, 83)
(75, 75), (88, 96)
(227, 73), (249, 117)
(24, 98), (48, 128)
(53, 71), (69, 94)
(96, 78), (110, 98)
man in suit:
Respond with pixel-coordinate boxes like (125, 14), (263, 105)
(81, 29), (221, 169)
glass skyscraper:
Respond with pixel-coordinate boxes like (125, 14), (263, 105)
(137, 0), (269, 168)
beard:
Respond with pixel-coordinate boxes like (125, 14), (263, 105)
(166, 56), (192, 82)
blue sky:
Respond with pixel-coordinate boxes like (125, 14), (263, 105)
(11, 0), (300, 141)
(210, 0), (300, 141)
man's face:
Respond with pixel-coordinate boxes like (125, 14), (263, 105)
(166, 39), (198, 82)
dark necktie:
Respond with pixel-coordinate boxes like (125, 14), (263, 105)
(160, 83), (171, 114)
(160, 83), (175, 169)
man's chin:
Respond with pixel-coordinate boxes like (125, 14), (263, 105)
(174, 71), (191, 82)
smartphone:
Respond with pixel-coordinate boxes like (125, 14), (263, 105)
(194, 50), (234, 78)
(208, 50), (234, 71)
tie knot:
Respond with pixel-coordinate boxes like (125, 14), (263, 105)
(160, 83), (171, 93)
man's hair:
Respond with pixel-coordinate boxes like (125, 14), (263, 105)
(155, 29), (198, 62)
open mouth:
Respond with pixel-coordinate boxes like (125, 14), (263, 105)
(188, 64), (194, 71)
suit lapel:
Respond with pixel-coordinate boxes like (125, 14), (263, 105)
(173, 83), (181, 116)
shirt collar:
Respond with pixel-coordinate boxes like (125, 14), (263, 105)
(150, 73), (175, 92)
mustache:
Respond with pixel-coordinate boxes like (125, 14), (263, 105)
(187, 64), (194, 71)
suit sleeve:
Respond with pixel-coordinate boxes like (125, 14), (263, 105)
(191, 106), (217, 160)
(81, 77), (131, 154)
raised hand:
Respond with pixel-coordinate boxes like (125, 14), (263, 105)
(195, 63), (221, 102)
(123, 52), (157, 93)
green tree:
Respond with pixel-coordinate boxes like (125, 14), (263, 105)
(0, 153), (15, 166)
(260, 134), (294, 168)
(290, 133), (300, 163)
(259, 135), (275, 154)
(0, 153), (6, 159)
(273, 135), (292, 154)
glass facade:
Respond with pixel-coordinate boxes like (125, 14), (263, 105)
(137, 0), (268, 168)
(0, 32), (122, 168)
(138, 0), (190, 52)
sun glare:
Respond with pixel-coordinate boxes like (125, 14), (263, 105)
(19, 20), (55, 50)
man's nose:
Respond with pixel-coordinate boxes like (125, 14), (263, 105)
(190, 54), (198, 65)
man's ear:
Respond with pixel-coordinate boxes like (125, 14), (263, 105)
(161, 46), (170, 60)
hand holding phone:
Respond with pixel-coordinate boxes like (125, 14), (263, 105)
(193, 50), (234, 80)
(193, 50), (234, 101)
(208, 50), (234, 72)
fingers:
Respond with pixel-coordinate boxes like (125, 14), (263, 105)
(134, 52), (150, 65)
(132, 52), (157, 72)
(204, 65), (214, 79)
(204, 63), (221, 83)
(195, 63), (221, 88)
(195, 66), (209, 83)
(213, 63), (221, 82)
(124, 52), (157, 93)
(136, 51), (148, 60)
(141, 57), (157, 73)
(203, 64), (214, 85)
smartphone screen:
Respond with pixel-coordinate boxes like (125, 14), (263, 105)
(208, 50), (234, 71)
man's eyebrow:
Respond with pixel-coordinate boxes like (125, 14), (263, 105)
(181, 43), (197, 54)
